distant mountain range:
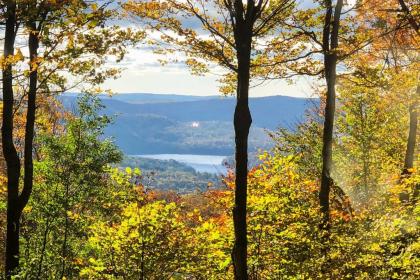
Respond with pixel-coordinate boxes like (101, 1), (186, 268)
(61, 93), (316, 155)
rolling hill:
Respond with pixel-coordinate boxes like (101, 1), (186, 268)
(61, 93), (315, 155)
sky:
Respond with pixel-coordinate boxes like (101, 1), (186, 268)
(102, 46), (316, 98)
(102, 0), (357, 98)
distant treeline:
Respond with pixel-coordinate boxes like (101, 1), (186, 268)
(121, 156), (222, 192)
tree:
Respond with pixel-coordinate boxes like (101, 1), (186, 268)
(318, 0), (344, 239)
(396, 0), (419, 175)
(124, 1), (295, 278)
(1, 1), (141, 277)
(282, 0), (407, 236)
(21, 94), (122, 278)
(2, 1), (21, 276)
(267, 0), (352, 239)
(403, 83), (418, 175)
(334, 67), (412, 205)
(353, 0), (419, 176)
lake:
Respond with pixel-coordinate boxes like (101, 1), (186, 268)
(134, 154), (228, 174)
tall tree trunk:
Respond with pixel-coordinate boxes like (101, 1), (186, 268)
(232, 32), (252, 280)
(3, 4), (40, 276)
(319, 2), (343, 275)
(398, 0), (419, 177)
(36, 218), (51, 279)
(319, 0), (343, 232)
(21, 20), (39, 213)
(402, 84), (419, 175)
(398, 0), (419, 202)
(60, 185), (70, 279)
(2, 1), (20, 278)
(319, 56), (337, 231)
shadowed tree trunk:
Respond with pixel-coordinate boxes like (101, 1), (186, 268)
(229, 2), (293, 278)
(403, 88), (418, 175)
(3, 1), (20, 277)
(319, 0), (343, 234)
(398, 0), (420, 178)
(399, 0), (419, 176)
(400, 84), (419, 202)
(399, 93), (420, 203)
(398, 0), (419, 202)
(21, 19), (39, 219)
(3, 2), (41, 277)
(232, 25), (252, 280)
(114, 1), (294, 278)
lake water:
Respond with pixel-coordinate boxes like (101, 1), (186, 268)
(137, 154), (228, 174)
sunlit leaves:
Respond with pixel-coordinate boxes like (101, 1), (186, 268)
(124, 0), (298, 93)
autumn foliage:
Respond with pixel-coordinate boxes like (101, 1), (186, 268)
(1, 0), (419, 279)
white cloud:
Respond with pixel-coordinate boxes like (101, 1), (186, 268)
(103, 3), (318, 98)
(103, 48), (315, 98)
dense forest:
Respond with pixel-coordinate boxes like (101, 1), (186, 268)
(121, 156), (222, 191)
(0, 0), (419, 279)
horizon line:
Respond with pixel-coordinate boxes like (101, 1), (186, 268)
(64, 91), (318, 99)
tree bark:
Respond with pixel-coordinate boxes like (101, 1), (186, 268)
(232, 28), (252, 280)
(319, 0), (343, 232)
(3, 3), (40, 277)
(21, 20), (39, 213)
(398, 0), (419, 203)
(398, 0), (419, 177)
(2, 1), (20, 278)
(402, 85), (419, 175)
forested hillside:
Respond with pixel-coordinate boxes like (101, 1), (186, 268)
(61, 94), (311, 154)
(0, 1), (418, 280)
(120, 156), (222, 192)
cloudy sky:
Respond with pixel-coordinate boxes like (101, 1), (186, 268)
(102, 0), (357, 98)
(102, 45), (316, 98)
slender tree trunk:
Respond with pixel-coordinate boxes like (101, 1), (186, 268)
(36, 218), (51, 279)
(232, 33), (252, 280)
(398, 0), (419, 202)
(2, 2), (21, 278)
(399, 85), (419, 203)
(60, 185), (70, 279)
(21, 20), (39, 214)
(319, 2), (343, 276)
(402, 84), (419, 175)
(398, 0), (419, 177)
(320, 0), (333, 232)
(3, 5), (40, 276)
(319, 58), (337, 230)
(319, 0), (343, 232)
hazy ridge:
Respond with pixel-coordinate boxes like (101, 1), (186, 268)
(61, 93), (315, 155)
